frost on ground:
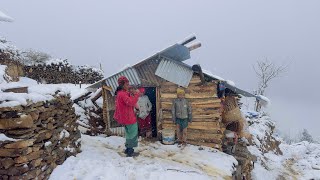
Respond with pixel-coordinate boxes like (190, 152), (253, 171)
(245, 112), (320, 180)
(50, 135), (238, 180)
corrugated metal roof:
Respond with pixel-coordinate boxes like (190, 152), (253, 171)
(105, 67), (141, 95)
(86, 67), (141, 95)
(159, 44), (190, 61)
(133, 56), (164, 86)
(155, 58), (193, 87)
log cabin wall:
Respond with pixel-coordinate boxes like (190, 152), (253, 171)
(159, 74), (224, 149)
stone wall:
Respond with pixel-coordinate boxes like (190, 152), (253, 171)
(24, 63), (103, 84)
(0, 95), (81, 180)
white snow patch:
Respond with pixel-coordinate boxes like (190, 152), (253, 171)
(45, 141), (52, 147)
(0, 133), (18, 142)
(50, 135), (238, 180)
(59, 129), (70, 139)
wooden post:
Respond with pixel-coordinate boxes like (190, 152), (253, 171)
(102, 85), (112, 135)
(156, 87), (162, 139)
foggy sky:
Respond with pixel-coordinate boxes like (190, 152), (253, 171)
(1, 0), (320, 138)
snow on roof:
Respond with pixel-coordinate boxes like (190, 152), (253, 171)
(256, 95), (271, 106)
(202, 69), (225, 81)
(226, 80), (236, 87)
(0, 10), (13, 22)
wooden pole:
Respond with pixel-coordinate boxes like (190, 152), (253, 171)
(102, 85), (111, 135)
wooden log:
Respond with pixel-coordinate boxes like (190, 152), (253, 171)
(162, 107), (220, 114)
(188, 131), (223, 140)
(161, 122), (221, 130)
(188, 128), (223, 135)
(162, 113), (221, 120)
(187, 42), (202, 51)
(160, 85), (217, 94)
(91, 89), (102, 102)
(160, 93), (218, 99)
(161, 118), (220, 122)
(160, 97), (221, 104)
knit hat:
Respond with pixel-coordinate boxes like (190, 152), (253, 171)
(117, 76), (129, 85)
(139, 87), (145, 94)
(177, 88), (185, 95)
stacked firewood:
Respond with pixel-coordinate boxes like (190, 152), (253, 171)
(0, 95), (81, 180)
(160, 75), (224, 149)
(23, 63), (103, 84)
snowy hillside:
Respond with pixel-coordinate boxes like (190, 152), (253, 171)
(245, 113), (320, 180)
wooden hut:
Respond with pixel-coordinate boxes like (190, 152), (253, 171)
(86, 36), (259, 149)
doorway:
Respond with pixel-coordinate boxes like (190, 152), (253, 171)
(142, 87), (157, 137)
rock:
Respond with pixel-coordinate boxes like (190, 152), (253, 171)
(14, 150), (43, 164)
(0, 94), (80, 179)
(0, 147), (32, 157)
(7, 128), (35, 135)
(1, 158), (15, 169)
(29, 158), (42, 168)
(4, 139), (35, 149)
(0, 115), (34, 130)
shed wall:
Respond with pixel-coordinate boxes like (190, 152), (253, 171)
(159, 74), (224, 149)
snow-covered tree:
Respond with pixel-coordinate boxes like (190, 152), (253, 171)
(300, 129), (314, 143)
(22, 49), (51, 65)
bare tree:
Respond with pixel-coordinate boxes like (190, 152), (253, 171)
(253, 59), (287, 111)
(22, 49), (51, 65)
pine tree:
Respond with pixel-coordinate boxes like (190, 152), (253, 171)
(300, 129), (314, 143)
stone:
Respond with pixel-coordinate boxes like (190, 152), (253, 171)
(7, 128), (35, 135)
(4, 139), (35, 149)
(29, 111), (39, 120)
(14, 150), (43, 164)
(0, 106), (23, 112)
(0, 147), (32, 157)
(29, 158), (42, 168)
(0, 115), (34, 130)
(0, 165), (28, 176)
(8, 169), (41, 180)
(1, 158), (14, 169)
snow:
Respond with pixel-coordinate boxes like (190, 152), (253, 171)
(59, 129), (70, 139)
(45, 141), (52, 147)
(256, 95), (271, 105)
(0, 10), (13, 22)
(202, 69), (225, 80)
(50, 135), (238, 180)
(0, 65), (8, 84)
(246, 112), (320, 180)
(0, 133), (18, 141)
(226, 80), (236, 87)
(0, 79), (89, 108)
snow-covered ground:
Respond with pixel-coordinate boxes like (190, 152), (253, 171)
(246, 113), (320, 180)
(50, 135), (237, 180)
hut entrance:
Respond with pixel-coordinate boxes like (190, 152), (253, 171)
(139, 87), (157, 138)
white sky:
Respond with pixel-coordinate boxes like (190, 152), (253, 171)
(1, 0), (320, 138)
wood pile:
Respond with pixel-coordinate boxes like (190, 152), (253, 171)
(23, 63), (103, 84)
(0, 95), (81, 180)
(159, 74), (224, 149)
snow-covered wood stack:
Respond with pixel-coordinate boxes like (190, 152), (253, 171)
(0, 94), (81, 180)
(24, 62), (103, 84)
